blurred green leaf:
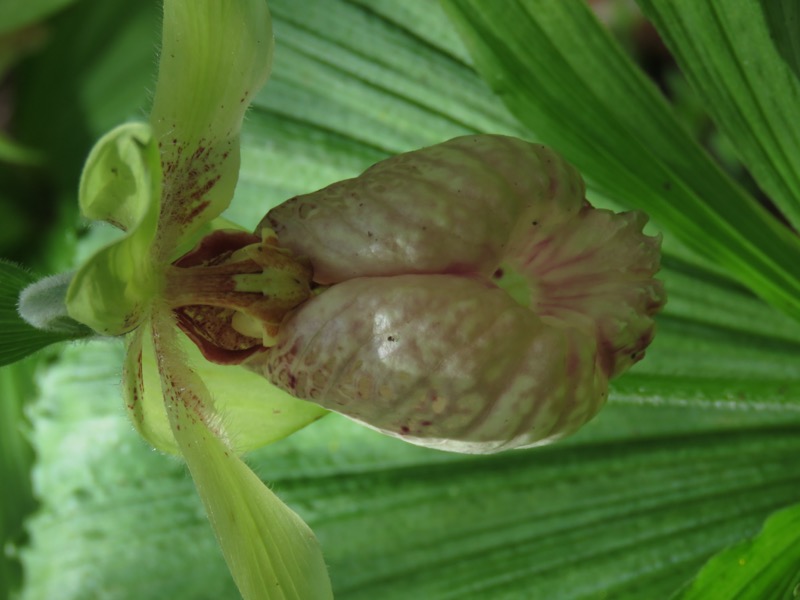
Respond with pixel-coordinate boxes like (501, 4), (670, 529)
(0, 261), (84, 366)
(675, 502), (800, 600)
(0, 132), (41, 166)
(0, 0), (76, 35)
(13, 1), (159, 188)
(762, 0), (800, 80)
(638, 0), (800, 232)
(441, 0), (800, 322)
(0, 358), (38, 598)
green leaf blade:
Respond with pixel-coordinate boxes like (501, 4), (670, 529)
(441, 0), (800, 322)
(638, 0), (800, 232)
(675, 502), (800, 600)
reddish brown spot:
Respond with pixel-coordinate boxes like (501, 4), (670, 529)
(420, 420), (432, 426)
(493, 268), (504, 279)
(400, 425), (410, 434)
(184, 199), (211, 224)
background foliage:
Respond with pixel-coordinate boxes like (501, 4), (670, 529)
(1, 0), (799, 598)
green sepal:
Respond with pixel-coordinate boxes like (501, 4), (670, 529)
(148, 0), (274, 254)
(150, 310), (333, 600)
(124, 320), (327, 456)
(67, 122), (162, 335)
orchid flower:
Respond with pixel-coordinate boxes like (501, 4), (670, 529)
(51, 0), (664, 598)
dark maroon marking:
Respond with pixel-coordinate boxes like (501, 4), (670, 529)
(400, 426), (410, 434)
(174, 309), (266, 365)
(492, 268), (504, 279)
(420, 420), (432, 426)
(184, 199), (211, 224)
(174, 229), (259, 267)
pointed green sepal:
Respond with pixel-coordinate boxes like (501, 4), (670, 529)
(150, 309), (333, 600)
(149, 0), (274, 252)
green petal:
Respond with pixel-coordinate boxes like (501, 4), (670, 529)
(150, 309), (333, 600)
(675, 502), (800, 599)
(66, 122), (162, 335)
(149, 0), (273, 254)
(124, 320), (327, 456)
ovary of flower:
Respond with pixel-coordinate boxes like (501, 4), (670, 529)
(210, 134), (667, 454)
